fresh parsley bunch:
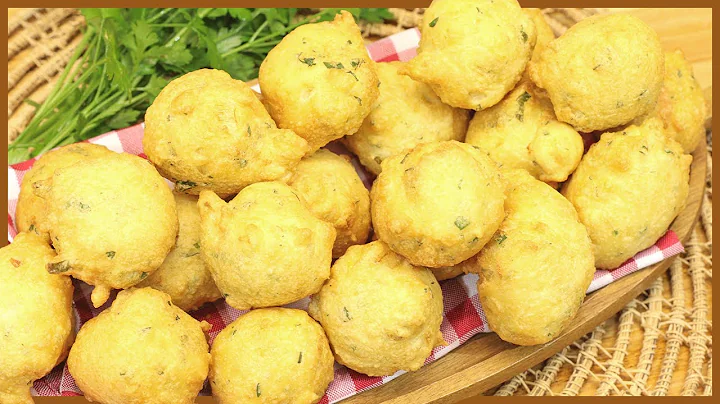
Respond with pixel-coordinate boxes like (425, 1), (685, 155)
(8, 8), (393, 164)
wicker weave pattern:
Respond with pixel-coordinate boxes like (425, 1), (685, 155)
(6, 8), (713, 397)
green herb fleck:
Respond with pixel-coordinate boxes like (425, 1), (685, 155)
(613, 230), (619, 236)
(175, 315), (180, 321)
(374, 156), (383, 164)
(429, 17), (439, 27)
(677, 70), (683, 78)
(343, 306), (352, 321)
(520, 28), (528, 43)
(323, 61), (345, 69)
(223, 293), (230, 298)
(516, 91), (531, 122)
(193, 242), (200, 249)
(175, 180), (197, 191)
(347, 71), (359, 81)
(28, 224), (36, 232)
(106, 251), (116, 259)
(470, 237), (479, 244)
(495, 234), (508, 245)
(256, 383), (261, 397)
(454, 216), (470, 230)
(47, 261), (71, 274)
(353, 96), (362, 105)
(400, 153), (410, 164)
(299, 57), (316, 66)
(351, 59), (364, 69)
(298, 352), (303, 363)
(238, 158), (248, 168)
(140, 272), (148, 280)
(665, 149), (674, 154)
(347, 40), (352, 45)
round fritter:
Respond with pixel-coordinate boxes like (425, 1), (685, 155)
(37, 152), (178, 308)
(144, 69), (309, 196)
(344, 61), (470, 175)
(15, 143), (114, 243)
(529, 14), (664, 132)
(634, 50), (706, 153)
(464, 170), (595, 346)
(67, 288), (210, 404)
(137, 193), (222, 312)
(210, 308), (334, 404)
(524, 8), (555, 65)
(199, 182), (335, 310)
(259, 11), (379, 152)
(308, 241), (445, 376)
(371, 140), (505, 267)
(562, 119), (691, 269)
(403, 0), (536, 110)
(0, 233), (75, 404)
(287, 149), (370, 258)
(465, 83), (584, 183)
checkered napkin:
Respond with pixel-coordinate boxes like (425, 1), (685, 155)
(6, 28), (684, 402)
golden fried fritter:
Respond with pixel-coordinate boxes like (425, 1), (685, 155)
(144, 69), (309, 196)
(308, 241), (445, 376)
(287, 150), (370, 257)
(371, 141), (505, 267)
(67, 288), (210, 404)
(137, 193), (222, 312)
(404, 0), (536, 110)
(259, 11), (379, 152)
(529, 14), (664, 132)
(344, 61), (470, 175)
(524, 8), (555, 65)
(562, 119), (691, 269)
(1, 233), (75, 404)
(210, 308), (334, 404)
(16, 143), (114, 243)
(199, 182), (335, 310)
(36, 152), (178, 308)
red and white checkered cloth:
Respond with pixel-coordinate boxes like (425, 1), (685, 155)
(6, 28), (684, 402)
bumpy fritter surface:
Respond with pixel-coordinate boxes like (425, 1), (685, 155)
(67, 288), (210, 404)
(137, 193), (221, 312)
(16, 143), (114, 243)
(404, 0), (536, 110)
(371, 141), (505, 267)
(287, 150), (370, 257)
(210, 308), (334, 404)
(464, 170), (595, 346)
(37, 152), (178, 308)
(635, 50), (706, 153)
(562, 120), (691, 269)
(308, 241), (445, 376)
(529, 14), (664, 132)
(344, 61), (470, 174)
(0, 233), (75, 404)
(144, 69), (309, 196)
(259, 11), (379, 152)
(199, 182), (335, 310)
(465, 83), (584, 183)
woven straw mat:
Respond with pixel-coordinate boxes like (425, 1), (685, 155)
(6, 7), (713, 397)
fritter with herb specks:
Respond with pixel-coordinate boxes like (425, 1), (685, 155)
(308, 241), (445, 376)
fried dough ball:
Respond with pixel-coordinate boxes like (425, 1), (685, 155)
(16, 143), (114, 243)
(464, 170), (595, 345)
(199, 182), (335, 310)
(0, 233), (75, 404)
(144, 69), (309, 196)
(371, 141), (505, 267)
(403, 0), (536, 110)
(529, 14), (664, 132)
(344, 61), (470, 175)
(524, 8), (555, 64)
(259, 11), (379, 152)
(562, 119), (691, 269)
(287, 150), (370, 257)
(67, 288), (210, 404)
(308, 241), (445, 376)
(465, 83), (584, 183)
(210, 308), (334, 404)
(36, 152), (178, 308)
(137, 193), (221, 312)
(634, 50), (706, 153)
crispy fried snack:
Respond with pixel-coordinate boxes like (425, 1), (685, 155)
(634, 50), (706, 153)
(308, 241), (445, 376)
(524, 8), (555, 65)
(67, 288), (210, 404)
(16, 143), (114, 243)
(465, 82), (584, 183)
(36, 152), (178, 308)
(259, 11), (379, 152)
(563, 119), (691, 269)
(464, 170), (595, 345)
(371, 141), (505, 267)
(1, 233), (75, 404)
(210, 308), (334, 404)
(403, 0), (536, 110)
(199, 182), (335, 310)
(287, 150), (370, 257)
(144, 69), (309, 196)
(529, 14), (664, 132)
(344, 61), (470, 174)
(137, 193), (222, 312)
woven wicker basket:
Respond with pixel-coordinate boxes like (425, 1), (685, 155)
(6, 7), (713, 397)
